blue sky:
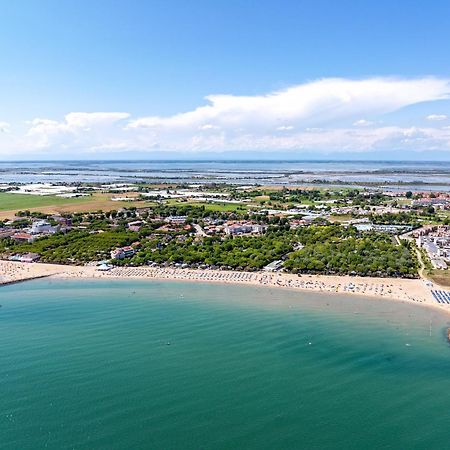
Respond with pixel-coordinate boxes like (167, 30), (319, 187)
(1, 0), (450, 159)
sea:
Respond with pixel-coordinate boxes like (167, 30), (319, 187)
(1, 160), (450, 190)
(1, 278), (450, 449)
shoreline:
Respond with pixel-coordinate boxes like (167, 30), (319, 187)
(1, 260), (449, 315)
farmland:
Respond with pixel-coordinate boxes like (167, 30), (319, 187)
(0, 192), (155, 219)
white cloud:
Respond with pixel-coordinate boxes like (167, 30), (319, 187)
(198, 124), (220, 130)
(1, 77), (450, 156)
(128, 77), (450, 133)
(426, 114), (448, 121)
(26, 112), (130, 149)
(353, 119), (374, 127)
(0, 121), (10, 133)
(276, 125), (294, 131)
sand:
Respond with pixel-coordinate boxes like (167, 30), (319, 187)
(0, 260), (448, 314)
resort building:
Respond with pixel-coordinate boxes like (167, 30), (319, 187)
(263, 260), (284, 271)
(30, 220), (59, 235)
(11, 232), (35, 243)
(19, 253), (40, 263)
(224, 222), (267, 235)
(412, 196), (450, 210)
(127, 220), (144, 232)
(110, 246), (136, 260)
(415, 225), (450, 270)
(165, 216), (188, 225)
(8, 252), (40, 263)
(431, 258), (448, 270)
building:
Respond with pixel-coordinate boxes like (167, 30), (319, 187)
(415, 225), (450, 269)
(289, 219), (309, 229)
(412, 196), (450, 209)
(51, 215), (72, 227)
(30, 220), (58, 235)
(263, 260), (284, 271)
(128, 220), (144, 232)
(224, 222), (267, 235)
(372, 224), (412, 234)
(165, 216), (188, 225)
(431, 258), (448, 269)
(20, 253), (40, 263)
(11, 232), (35, 243)
(0, 229), (16, 239)
(110, 246), (136, 260)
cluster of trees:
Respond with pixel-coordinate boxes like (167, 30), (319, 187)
(128, 229), (294, 270)
(284, 225), (417, 277)
(15, 210), (48, 218)
(368, 210), (440, 226)
(268, 188), (326, 203)
(1, 230), (138, 264)
(265, 188), (394, 208)
(350, 192), (390, 207)
(369, 212), (422, 225)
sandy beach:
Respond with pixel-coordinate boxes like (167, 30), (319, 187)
(1, 259), (448, 314)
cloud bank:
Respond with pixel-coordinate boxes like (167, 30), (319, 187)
(426, 114), (448, 121)
(1, 77), (450, 157)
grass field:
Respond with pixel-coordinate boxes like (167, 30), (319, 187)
(328, 214), (352, 223)
(428, 270), (450, 288)
(200, 202), (248, 212)
(165, 199), (248, 212)
(0, 191), (246, 219)
(0, 192), (156, 219)
(0, 193), (94, 211)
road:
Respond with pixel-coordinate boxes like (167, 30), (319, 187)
(398, 233), (427, 281)
(415, 247), (427, 279)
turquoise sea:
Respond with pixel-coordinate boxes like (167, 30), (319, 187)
(1, 279), (450, 449)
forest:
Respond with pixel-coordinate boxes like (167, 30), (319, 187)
(284, 225), (417, 277)
(0, 230), (138, 264)
(128, 229), (294, 270)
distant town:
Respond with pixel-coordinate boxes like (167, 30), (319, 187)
(0, 181), (449, 286)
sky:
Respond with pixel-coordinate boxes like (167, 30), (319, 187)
(1, 0), (450, 160)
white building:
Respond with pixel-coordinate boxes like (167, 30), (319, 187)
(224, 223), (266, 235)
(111, 246), (136, 260)
(165, 216), (188, 225)
(30, 220), (58, 235)
(263, 260), (283, 271)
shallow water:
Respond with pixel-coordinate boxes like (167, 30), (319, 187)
(1, 279), (450, 449)
(1, 160), (450, 190)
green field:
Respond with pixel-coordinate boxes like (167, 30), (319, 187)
(165, 199), (248, 212)
(0, 192), (93, 211)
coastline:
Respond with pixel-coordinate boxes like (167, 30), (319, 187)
(1, 259), (449, 314)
